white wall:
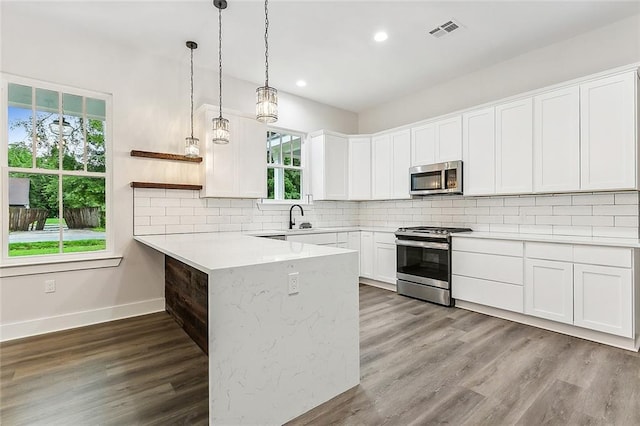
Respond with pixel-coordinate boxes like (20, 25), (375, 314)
(0, 3), (357, 339)
(359, 14), (640, 133)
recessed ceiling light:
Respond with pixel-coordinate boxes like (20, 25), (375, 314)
(374, 31), (388, 42)
(296, 80), (307, 87)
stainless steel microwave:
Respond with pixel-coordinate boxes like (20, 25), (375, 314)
(409, 161), (463, 196)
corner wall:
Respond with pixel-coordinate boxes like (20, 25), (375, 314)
(358, 13), (640, 133)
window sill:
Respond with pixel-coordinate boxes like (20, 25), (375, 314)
(0, 255), (122, 278)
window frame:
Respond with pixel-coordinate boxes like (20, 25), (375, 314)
(263, 127), (309, 205)
(0, 74), (116, 270)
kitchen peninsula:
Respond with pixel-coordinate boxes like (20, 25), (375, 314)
(134, 232), (360, 425)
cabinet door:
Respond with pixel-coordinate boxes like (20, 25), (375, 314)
(391, 130), (411, 199)
(324, 134), (349, 200)
(463, 107), (496, 195)
(436, 116), (462, 162)
(525, 259), (573, 324)
(360, 231), (374, 278)
(580, 72), (636, 190)
(574, 264), (633, 337)
(349, 137), (372, 200)
(203, 112), (242, 197)
(237, 116), (267, 198)
(374, 243), (397, 284)
(347, 232), (361, 276)
(411, 123), (436, 166)
(495, 98), (533, 194)
(371, 135), (392, 199)
(533, 86), (580, 192)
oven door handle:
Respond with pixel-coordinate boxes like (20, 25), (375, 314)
(395, 240), (449, 250)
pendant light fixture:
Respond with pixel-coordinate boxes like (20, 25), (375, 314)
(212, 0), (230, 145)
(50, 95), (73, 137)
(185, 41), (200, 157)
(256, 0), (278, 123)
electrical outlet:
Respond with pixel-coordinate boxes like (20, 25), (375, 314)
(44, 279), (56, 293)
(288, 272), (299, 295)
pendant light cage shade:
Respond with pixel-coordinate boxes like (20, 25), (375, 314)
(212, 116), (230, 144)
(185, 136), (199, 156)
(185, 40), (200, 157)
(50, 118), (73, 137)
(256, 86), (278, 123)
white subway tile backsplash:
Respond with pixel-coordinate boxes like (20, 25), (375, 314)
(166, 189), (196, 199)
(150, 216), (180, 225)
(132, 189), (638, 239)
(180, 216), (207, 225)
(615, 216), (639, 227)
(536, 216), (572, 226)
(135, 206), (165, 217)
(615, 192), (639, 205)
(476, 198), (504, 207)
(553, 206), (592, 216)
(180, 198), (206, 207)
(166, 207), (194, 216)
(166, 224), (194, 234)
(593, 205), (637, 216)
(150, 197), (181, 207)
(536, 195), (572, 206)
(504, 196), (535, 207)
(571, 216), (614, 227)
(572, 193), (615, 205)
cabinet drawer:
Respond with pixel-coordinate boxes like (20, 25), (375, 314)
(287, 233), (337, 245)
(452, 251), (523, 285)
(374, 232), (396, 244)
(452, 275), (524, 313)
(526, 242), (573, 262)
(573, 246), (632, 268)
(452, 238), (523, 257)
(336, 232), (349, 243)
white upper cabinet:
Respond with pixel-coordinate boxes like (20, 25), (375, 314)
(199, 105), (267, 198)
(371, 134), (392, 199)
(533, 86), (580, 193)
(372, 130), (411, 200)
(411, 115), (462, 166)
(580, 72), (637, 191)
(391, 130), (411, 199)
(495, 98), (533, 194)
(463, 107), (496, 196)
(348, 137), (371, 200)
(310, 132), (349, 201)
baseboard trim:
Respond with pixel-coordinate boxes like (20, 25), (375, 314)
(456, 300), (639, 352)
(0, 298), (166, 342)
(359, 277), (396, 292)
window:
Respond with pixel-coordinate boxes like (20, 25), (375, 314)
(2, 78), (111, 260)
(266, 130), (303, 201)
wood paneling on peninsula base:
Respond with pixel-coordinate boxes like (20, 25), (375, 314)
(4, 286), (640, 425)
(165, 255), (208, 354)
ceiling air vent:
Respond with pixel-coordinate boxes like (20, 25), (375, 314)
(429, 19), (463, 39)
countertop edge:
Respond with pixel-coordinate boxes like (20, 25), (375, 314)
(451, 231), (640, 248)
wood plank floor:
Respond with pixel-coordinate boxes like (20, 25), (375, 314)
(2, 284), (640, 425)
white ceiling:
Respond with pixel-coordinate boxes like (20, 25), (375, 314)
(7, 1), (640, 113)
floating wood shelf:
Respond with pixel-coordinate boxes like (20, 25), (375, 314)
(130, 150), (202, 163)
(130, 182), (203, 191)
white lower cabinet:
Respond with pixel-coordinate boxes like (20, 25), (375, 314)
(347, 232), (361, 275)
(359, 231), (396, 284)
(525, 259), (573, 325)
(574, 264), (633, 338)
(360, 232), (374, 278)
(453, 237), (636, 343)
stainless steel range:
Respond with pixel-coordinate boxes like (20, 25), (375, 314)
(395, 226), (472, 306)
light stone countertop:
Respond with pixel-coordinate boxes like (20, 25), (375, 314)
(134, 232), (355, 273)
(451, 231), (640, 248)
